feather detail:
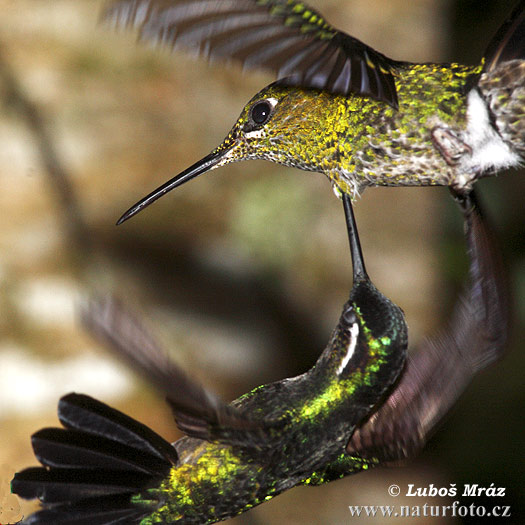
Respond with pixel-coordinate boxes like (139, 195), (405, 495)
(11, 394), (177, 524)
(483, 0), (525, 73)
(101, 0), (398, 106)
(347, 189), (509, 463)
(81, 296), (281, 448)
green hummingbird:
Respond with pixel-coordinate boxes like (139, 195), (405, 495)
(99, 1), (525, 225)
(11, 191), (509, 524)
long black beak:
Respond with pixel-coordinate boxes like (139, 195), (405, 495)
(342, 193), (368, 282)
(117, 148), (229, 225)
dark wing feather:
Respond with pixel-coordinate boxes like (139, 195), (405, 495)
(81, 296), (278, 447)
(101, 0), (398, 107)
(347, 190), (510, 463)
(483, 1), (525, 73)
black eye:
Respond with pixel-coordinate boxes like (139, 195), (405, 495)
(250, 100), (272, 125)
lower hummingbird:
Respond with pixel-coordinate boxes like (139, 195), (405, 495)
(12, 190), (508, 524)
(99, 1), (525, 224)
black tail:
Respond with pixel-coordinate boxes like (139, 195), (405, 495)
(11, 393), (177, 525)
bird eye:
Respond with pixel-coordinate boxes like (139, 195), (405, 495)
(342, 307), (357, 326)
(250, 100), (272, 125)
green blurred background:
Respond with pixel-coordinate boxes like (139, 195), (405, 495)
(0, 1), (523, 523)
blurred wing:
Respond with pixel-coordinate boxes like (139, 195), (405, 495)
(81, 296), (276, 448)
(483, 1), (525, 73)
(347, 189), (510, 463)
(102, 0), (398, 107)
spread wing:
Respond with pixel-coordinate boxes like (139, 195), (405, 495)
(101, 0), (398, 107)
(81, 296), (279, 448)
(347, 190), (510, 463)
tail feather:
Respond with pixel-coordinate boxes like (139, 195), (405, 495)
(31, 427), (168, 475)
(18, 494), (151, 525)
(11, 467), (148, 503)
(58, 392), (178, 464)
(12, 393), (177, 524)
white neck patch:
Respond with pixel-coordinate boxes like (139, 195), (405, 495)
(463, 89), (520, 173)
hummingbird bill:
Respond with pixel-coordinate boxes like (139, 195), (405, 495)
(12, 189), (509, 524)
(98, 1), (525, 224)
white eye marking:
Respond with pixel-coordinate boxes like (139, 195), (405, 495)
(266, 97), (278, 108)
(245, 129), (265, 139)
(244, 96), (279, 139)
(336, 322), (359, 376)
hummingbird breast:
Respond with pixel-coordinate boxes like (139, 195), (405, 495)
(327, 62), (504, 195)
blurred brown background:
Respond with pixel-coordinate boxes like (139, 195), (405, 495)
(0, 1), (524, 523)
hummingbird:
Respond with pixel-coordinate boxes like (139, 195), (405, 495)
(99, 0), (525, 225)
(11, 191), (509, 524)
(13, 196), (409, 523)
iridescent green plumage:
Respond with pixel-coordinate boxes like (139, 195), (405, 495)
(12, 188), (509, 524)
(208, 62), (480, 197)
(107, 196), (407, 524)
(13, 194), (411, 524)
(105, 0), (525, 224)
(10, 2), (518, 523)
(137, 284), (405, 523)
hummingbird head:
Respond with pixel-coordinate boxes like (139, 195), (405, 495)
(227, 82), (344, 168)
(313, 196), (407, 382)
(117, 82), (347, 224)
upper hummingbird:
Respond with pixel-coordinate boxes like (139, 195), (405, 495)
(99, 0), (525, 224)
(11, 190), (509, 524)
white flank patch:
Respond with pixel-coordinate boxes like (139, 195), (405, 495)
(463, 89), (520, 173)
(337, 322), (359, 376)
